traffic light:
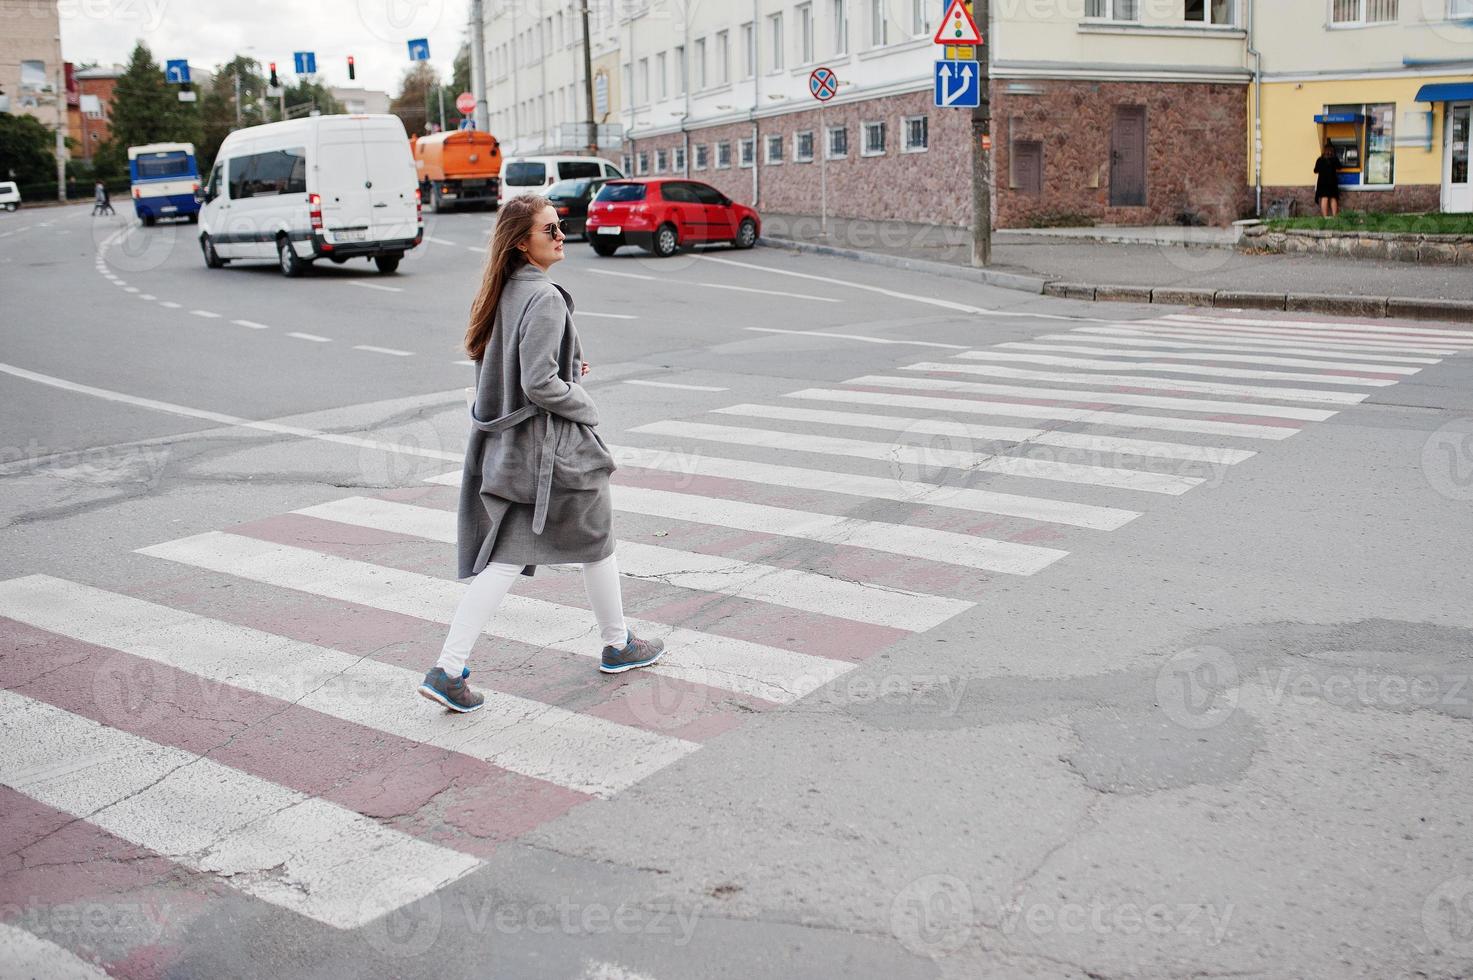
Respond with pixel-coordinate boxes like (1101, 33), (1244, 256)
(347, 55), (355, 81)
(268, 62), (279, 87)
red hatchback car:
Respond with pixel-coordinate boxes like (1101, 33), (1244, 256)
(585, 178), (761, 258)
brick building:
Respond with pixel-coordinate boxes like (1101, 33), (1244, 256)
(67, 65), (122, 163)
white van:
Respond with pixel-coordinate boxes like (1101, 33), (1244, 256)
(500, 155), (623, 203)
(0, 181), (20, 211)
(199, 114), (421, 276)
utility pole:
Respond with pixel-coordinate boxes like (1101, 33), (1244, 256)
(581, 0), (597, 153)
(234, 68), (242, 126)
(971, 0), (991, 267)
(437, 85), (446, 132)
(470, 0), (489, 132)
(53, 44), (66, 202)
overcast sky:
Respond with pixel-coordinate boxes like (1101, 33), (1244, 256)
(59, 0), (468, 94)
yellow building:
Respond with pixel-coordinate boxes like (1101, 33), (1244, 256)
(1252, 1), (1473, 214)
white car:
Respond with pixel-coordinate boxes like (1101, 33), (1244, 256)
(198, 114), (422, 276)
(0, 181), (20, 211)
(500, 155), (623, 204)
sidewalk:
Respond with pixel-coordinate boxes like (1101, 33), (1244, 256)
(759, 213), (1473, 322)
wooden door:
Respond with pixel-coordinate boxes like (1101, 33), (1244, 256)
(1110, 106), (1147, 208)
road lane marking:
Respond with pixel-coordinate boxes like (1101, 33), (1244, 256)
(346, 280), (403, 293)
(1162, 314), (1473, 342)
(610, 485), (1068, 575)
(694, 281), (840, 303)
(624, 379), (728, 391)
(856, 375), (1337, 420)
(190, 309), (221, 319)
(287, 332), (332, 343)
(587, 268), (658, 280)
(124, 286), (139, 293)
(139, 532), (852, 705)
(580, 312), (638, 320)
(233, 319), (270, 330)
(634, 420), (1203, 494)
(0, 685), (480, 929)
(159, 301), (181, 308)
(746, 328), (968, 349)
(713, 403), (1256, 466)
(455, 359), (476, 367)
(296, 497), (972, 632)
(1014, 339), (1435, 369)
(424, 235), (457, 245)
(1129, 321), (1467, 353)
(1076, 324), (1461, 357)
(466, 246), (488, 253)
(0, 575), (695, 799)
(955, 350), (1409, 384)
(353, 345), (415, 356)
(904, 361), (1377, 403)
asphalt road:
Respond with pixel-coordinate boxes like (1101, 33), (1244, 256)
(2, 202), (1472, 980)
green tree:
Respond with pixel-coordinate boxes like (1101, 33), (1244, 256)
(199, 56), (269, 170)
(282, 77), (344, 119)
(391, 61), (440, 137)
(0, 113), (57, 186)
(107, 42), (203, 150)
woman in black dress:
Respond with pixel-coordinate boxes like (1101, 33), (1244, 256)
(1314, 142), (1341, 218)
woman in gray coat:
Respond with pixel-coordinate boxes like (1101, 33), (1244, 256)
(418, 194), (665, 714)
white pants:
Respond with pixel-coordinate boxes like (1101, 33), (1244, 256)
(436, 552), (628, 675)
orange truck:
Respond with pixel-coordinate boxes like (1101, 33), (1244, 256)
(411, 130), (503, 212)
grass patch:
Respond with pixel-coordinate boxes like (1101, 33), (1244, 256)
(1264, 212), (1473, 235)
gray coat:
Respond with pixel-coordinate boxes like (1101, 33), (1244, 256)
(456, 264), (616, 579)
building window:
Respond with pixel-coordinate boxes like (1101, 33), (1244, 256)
(717, 141), (733, 168)
(1453, 0), (1473, 18)
(862, 120), (886, 156)
(716, 30), (730, 85)
(1185, 0), (1235, 24)
(769, 13), (785, 71)
(1331, 0), (1398, 23)
(1328, 102), (1398, 184)
(832, 0), (850, 54)
(827, 125), (849, 158)
(1086, 0), (1139, 19)
(695, 144), (709, 170)
(903, 115), (929, 152)
(765, 134), (785, 164)
(694, 38), (707, 90)
(740, 137), (756, 167)
(911, 0), (934, 34)
(637, 151), (650, 175)
(795, 130), (815, 162)
(869, 0), (888, 45)
(798, 3), (816, 64)
(674, 145), (686, 172)
(638, 57), (650, 105)
(742, 21), (756, 78)
(622, 154), (633, 175)
(656, 148), (669, 173)
(675, 45), (687, 95)
(1011, 140), (1043, 194)
(656, 52), (668, 100)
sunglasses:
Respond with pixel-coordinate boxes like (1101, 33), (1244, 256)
(539, 222), (568, 241)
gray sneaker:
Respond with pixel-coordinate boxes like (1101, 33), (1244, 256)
(600, 631), (666, 674)
(418, 666), (486, 713)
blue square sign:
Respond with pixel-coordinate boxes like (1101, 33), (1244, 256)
(165, 59), (190, 84)
(407, 38), (431, 62)
(934, 60), (980, 109)
(293, 51), (317, 75)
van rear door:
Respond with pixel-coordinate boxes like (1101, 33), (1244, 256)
(361, 123), (419, 243)
(315, 121), (375, 249)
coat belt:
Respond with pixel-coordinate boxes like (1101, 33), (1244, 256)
(468, 403), (556, 536)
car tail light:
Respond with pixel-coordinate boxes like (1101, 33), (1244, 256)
(308, 193), (323, 230)
(132, 187), (140, 199)
(555, 205), (570, 216)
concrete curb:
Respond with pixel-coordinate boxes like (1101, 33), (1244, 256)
(759, 236), (1473, 325)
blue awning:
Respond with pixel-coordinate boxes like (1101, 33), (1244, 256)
(1314, 113), (1363, 124)
(1415, 82), (1473, 102)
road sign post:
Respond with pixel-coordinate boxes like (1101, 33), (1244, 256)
(933, 0), (989, 266)
(809, 66), (839, 237)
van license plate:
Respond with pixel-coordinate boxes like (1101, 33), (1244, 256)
(161, 206), (177, 213)
(335, 229), (367, 242)
(597, 226), (621, 235)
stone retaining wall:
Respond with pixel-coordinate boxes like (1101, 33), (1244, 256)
(1240, 225), (1473, 265)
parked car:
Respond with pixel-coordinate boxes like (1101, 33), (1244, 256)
(0, 181), (20, 211)
(500, 155), (623, 204)
(585, 178), (760, 257)
(546, 176), (610, 239)
(198, 114), (422, 276)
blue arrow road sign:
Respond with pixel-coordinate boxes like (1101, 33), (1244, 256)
(934, 60), (980, 109)
(293, 51), (317, 75)
(164, 59), (190, 84)
(407, 38), (431, 62)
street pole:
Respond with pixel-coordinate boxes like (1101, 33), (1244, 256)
(470, 0), (489, 132)
(234, 69), (242, 126)
(54, 55), (66, 202)
(971, 0), (991, 267)
(819, 103), (828, 236)
(581, 0), (597, 153)
(437, 85), (446, 132)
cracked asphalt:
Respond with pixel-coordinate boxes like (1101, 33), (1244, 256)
(2, 202), (1472, 979)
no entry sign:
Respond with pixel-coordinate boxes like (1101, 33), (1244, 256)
(455, 91), (476, 115)
(809, 66), (839, 102)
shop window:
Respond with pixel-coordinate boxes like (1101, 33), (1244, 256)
(1363, 103), (1396, 185)
(1185, 0), (1235, 25)
(1011, 140), (1043, 195)
(1331, 0), (1398, 24)
(1086, 0), (1139, 20)
(1324, 102), (1396, 185)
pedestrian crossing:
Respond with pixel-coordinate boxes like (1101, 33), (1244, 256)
(3, 308), (1470, 960)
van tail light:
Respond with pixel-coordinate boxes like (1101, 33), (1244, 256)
(192, 182), (200, 194)
(415, 188), (423, 224)
(308, 193), (323, 230)
(132, 187), (141, 199)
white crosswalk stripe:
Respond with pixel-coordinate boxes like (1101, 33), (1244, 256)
(849, 375), (1339, 421)
(900, 362), (1379, 403)
(0, 921), (114, 979)
(293, 496), (974, 631)
(1160, 314), (1473, 343)
(137, 532), (855, 705)
(0, 575), (697, 799)
(1078, 324), (1462, 356)
(1009, 339), (1433, 370)
(954, 349), (1410, 385)
(0, 687), (480, 930)
(1105, 321), (1463, 354)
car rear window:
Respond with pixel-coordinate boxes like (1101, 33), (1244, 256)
(559, 161), (604, 180)
(504, 162), (547, 186)
(595, 183), (647, 203)
(547, 179), (590, 199)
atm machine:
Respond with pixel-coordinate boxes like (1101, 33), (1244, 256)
(1314, 111), (1365, 186)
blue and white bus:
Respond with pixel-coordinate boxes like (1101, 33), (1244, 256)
(127, 142), (201, 225)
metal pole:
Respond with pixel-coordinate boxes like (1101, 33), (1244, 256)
(971, 0), (991, 267)
(54, 54), (66, 202)
(819, 102), (827, 236)
(234, 69), (242, 126)
(470, 0), (489, 132)
(581, 0), (597, 152)
(438, 85), (446, 132)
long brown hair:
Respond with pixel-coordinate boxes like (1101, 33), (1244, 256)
(464, 194), (551, 360)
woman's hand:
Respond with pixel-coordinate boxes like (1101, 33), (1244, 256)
(581, 362), (590, 378)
